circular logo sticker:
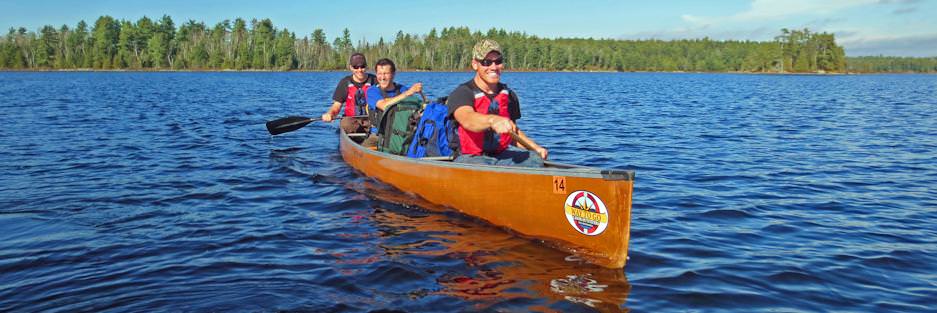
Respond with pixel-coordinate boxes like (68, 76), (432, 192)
(564, 191), (609, 236)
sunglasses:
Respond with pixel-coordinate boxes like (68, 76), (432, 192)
(478, 57), (504, 67)
(351, 64), (367, 69)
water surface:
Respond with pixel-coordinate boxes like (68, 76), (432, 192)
(1, 72), (935, 312)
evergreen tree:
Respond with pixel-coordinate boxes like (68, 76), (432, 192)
(91, 16), (120, 69)
(232, 18), (250, 70)
(274, 29), (295, 69)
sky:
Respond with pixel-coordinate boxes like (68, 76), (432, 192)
(3, 0), (935, 57)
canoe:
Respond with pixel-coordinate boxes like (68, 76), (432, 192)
(338, 129), (635, 268)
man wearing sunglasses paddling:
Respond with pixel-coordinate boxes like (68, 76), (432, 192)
(321, 52), (377, 136)
(446, 39), (548, 167)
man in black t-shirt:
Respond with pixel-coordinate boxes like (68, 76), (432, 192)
(321, 53), (377, 135)
(446, 39), (548, 167)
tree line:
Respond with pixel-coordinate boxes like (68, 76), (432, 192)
(845, 56), (937, 73)
(0, 15), (931, 73)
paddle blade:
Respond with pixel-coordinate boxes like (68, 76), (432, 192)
(266, 116), (317, 135)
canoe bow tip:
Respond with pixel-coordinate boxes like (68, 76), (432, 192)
(601, 169), (635, 181)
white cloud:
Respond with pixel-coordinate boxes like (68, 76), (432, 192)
(680, 14), (702, 24)
(619, 0), (936, 56)
(738, 0), (877, 20)
(682, 0), (878, 26)
(876, 0), (922, 4)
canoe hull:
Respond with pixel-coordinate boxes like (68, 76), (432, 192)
(339, 130), (634, 268)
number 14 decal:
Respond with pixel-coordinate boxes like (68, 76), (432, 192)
(552, 176), (566, 194)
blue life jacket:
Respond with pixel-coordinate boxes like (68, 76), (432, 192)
(407, 98), (454, 158)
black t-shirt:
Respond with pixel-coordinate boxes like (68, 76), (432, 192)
(331, 74), (377, 103)
(446, 79), (521, 121)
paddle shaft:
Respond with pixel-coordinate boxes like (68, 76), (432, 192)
(510, 131), (536, 151)
(279, 117), (317, 129)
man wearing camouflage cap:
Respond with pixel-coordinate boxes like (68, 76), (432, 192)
(446, 39), (548, 167)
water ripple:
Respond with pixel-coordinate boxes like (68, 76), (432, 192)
(1, 72), (935, 312)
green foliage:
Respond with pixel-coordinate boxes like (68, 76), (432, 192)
(233, 18), (250, 70)
(91, 16), (120, 69)
(35, 25), (57, 68)
(250, 18), (275, 69)
(275, 29), (295, 69)
(1, 15), (932, 73)
(846, 56), (937, 73)
(147, 33), (166, 68)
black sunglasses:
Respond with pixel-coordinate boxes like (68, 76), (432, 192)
(351, 64), (367, 69)
(478, 57), (504, 67)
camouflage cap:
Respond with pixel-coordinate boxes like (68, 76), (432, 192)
(472, 39), (502, 60)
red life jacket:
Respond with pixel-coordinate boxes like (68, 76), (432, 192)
(458, 88), (513, 156)
(344, 82), (371, 117)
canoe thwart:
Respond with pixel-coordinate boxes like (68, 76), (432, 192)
(420, 156), (455, 161)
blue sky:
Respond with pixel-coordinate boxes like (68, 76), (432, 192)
(3, 0), (935, 57)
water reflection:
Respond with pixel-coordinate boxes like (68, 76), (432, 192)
(356, 180), (632, 311)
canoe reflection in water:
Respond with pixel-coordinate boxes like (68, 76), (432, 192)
(354, 180), (632, 311)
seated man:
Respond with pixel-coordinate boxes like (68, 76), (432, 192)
(367, 58), (423, 112)
(321, 52), (377, 137)
(446, 39), (548, 167)
(365, 58), (423, 148)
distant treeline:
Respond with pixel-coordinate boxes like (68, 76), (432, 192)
(846, 56), (937, 73)
(0, 15), (931, 73)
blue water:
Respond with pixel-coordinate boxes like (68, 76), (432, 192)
(1, 71), (935, 312)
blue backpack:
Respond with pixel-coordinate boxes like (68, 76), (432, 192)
(406, 98), (454, 158)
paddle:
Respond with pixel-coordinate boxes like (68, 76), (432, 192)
(509, 131), (536, 151)
(419, 91), (428, 106)
(266, 116), (319, 135)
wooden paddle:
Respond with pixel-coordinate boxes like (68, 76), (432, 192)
(419, 91), (428, 107)
(266, 116), (319, 135)
(509, 131), (536, 151)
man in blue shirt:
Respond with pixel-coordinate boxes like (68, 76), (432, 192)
(363, 58), (423, 147)
(366, 58), (423, 111)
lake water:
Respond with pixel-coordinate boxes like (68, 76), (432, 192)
(1, 71), (935, 312)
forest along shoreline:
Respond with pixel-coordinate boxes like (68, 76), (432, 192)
(2, 15), (935, 73)
(1, 68), (922, 75)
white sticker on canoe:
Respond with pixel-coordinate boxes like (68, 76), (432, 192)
(564, 191), (609, 236)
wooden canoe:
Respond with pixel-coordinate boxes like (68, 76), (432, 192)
(338, 129), (635, 268)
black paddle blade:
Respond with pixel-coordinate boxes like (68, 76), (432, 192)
(266, 116), (316, 135)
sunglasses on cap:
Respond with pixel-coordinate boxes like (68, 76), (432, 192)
(477, 57), (504, 67)
(351, 64), (367, 69)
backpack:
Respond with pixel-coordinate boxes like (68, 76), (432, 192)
(378, 95), (422, 155)
(406, 97), (454, 158)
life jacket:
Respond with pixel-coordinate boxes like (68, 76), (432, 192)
(457, 87), (513, 156)
(407, 97), (454, 158)
(344, 82), (371, 117)
(369, 83), (403, 128)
